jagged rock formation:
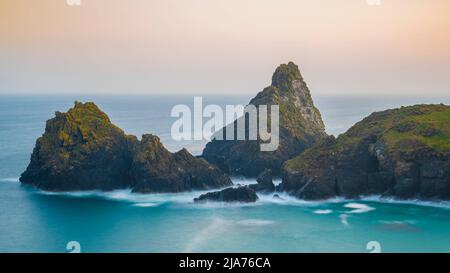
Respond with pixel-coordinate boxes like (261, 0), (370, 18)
(202, 62), (326, 176)
(194, 186), (258, 203)
(249, 169), (275, 193)
(20, 102), (134, 191)
(130, 134), (232, 193)
(281, 104), (450, 201)
(20, 102), (232, 192)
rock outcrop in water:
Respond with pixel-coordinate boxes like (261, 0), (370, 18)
(194, 186), (258, 203)
(249, 169), (275, 193)
(20, 101), (232, 192)
(20, 102), (134, 191)
(202, 62), (326, 176)
(281, 104), (450, 201)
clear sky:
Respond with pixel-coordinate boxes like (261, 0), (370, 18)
(1, 0), (449, 96)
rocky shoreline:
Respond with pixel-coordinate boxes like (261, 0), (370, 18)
(20, 62), (450, 202)
(281, 104), (450, 201)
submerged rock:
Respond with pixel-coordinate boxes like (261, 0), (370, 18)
(281, 104), (450, 201)
(194, 186), (258, 203)
(202, 62), (326, 176)
(249, 168), (275, 193)
(20, 101), (232, 192)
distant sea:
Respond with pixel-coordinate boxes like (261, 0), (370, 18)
(0, 94), (449, 253)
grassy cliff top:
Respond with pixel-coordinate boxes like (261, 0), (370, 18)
(284, 104), (450, 172)
(37, 101), (127, 156)
(342, 104), (450, 152)
(57, 101), (124, 143)
(67, 101), (111, 124)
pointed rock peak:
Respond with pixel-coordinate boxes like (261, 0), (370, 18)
(176, 148), (191, 156)
(140, 134), (167, 150)
(73, 101), (100, 111)
(271, 62), (303, 91)
(139, 134), (171, 155)
(141, 134), (161, 143)
(67, 101), (111, 123)
(174, 148), (196, 161)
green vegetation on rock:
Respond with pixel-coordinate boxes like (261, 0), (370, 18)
(20, 101), (232, 192)
(203, 62), (326, 176)
(282, 104), (450, 201)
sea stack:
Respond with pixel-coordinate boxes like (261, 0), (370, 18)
(202, 62), (326, 176)
(281, 104), (450, 201)
(20, 101), (134, 191)
(20, 101), (232, 192)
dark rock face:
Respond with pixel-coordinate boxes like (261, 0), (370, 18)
(202, 62), (326, 176)
(272, 194), (284, 200)
(131, 135), (232, 193)
(194, 186), (258, 203)
(20, 102), (232, 192)
(249, 169), (275, 193)
(20, 102), (134, 191)
(281, 104), (450, 201)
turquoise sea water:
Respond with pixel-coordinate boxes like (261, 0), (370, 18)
(0, 94), (449, 253)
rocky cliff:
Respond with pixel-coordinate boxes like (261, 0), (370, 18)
(130, 134), (231, 193)
(281, 104), (450, 201)
(202, 62), (326, 176)
(20, 102), (232, 192)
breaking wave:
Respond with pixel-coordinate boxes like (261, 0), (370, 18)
(361, 195), (450, 210)
(26, 177), (450, 210)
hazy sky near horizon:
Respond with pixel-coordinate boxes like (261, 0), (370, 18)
(1, 0), (449, 96)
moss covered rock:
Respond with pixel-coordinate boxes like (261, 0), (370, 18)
(281, 104), (450, 200)
(20, 102), (134, 191)
(20, 102), (232, 192)
(202, 62), (326, 176)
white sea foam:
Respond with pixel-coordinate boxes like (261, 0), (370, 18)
(231, 177), (282, 187)
(361, 195), (450, 210)
(30, 178), (450, 210)
(133, 202), (159, 207)
(313, 209), (333, 215)
(378, 220), (416, 225)
(35, 189), (450, 211)
(237, 219), (274, 226)
(38, 189), (206, 207)
(0, 177), (19, 183)
(344, 202), (375, 213)
(339, 214), (349, 226)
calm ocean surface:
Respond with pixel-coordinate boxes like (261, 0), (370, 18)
(0, 94), (449, 253)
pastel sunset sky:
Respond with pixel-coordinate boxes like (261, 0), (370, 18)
(1, 0), (449, 95)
